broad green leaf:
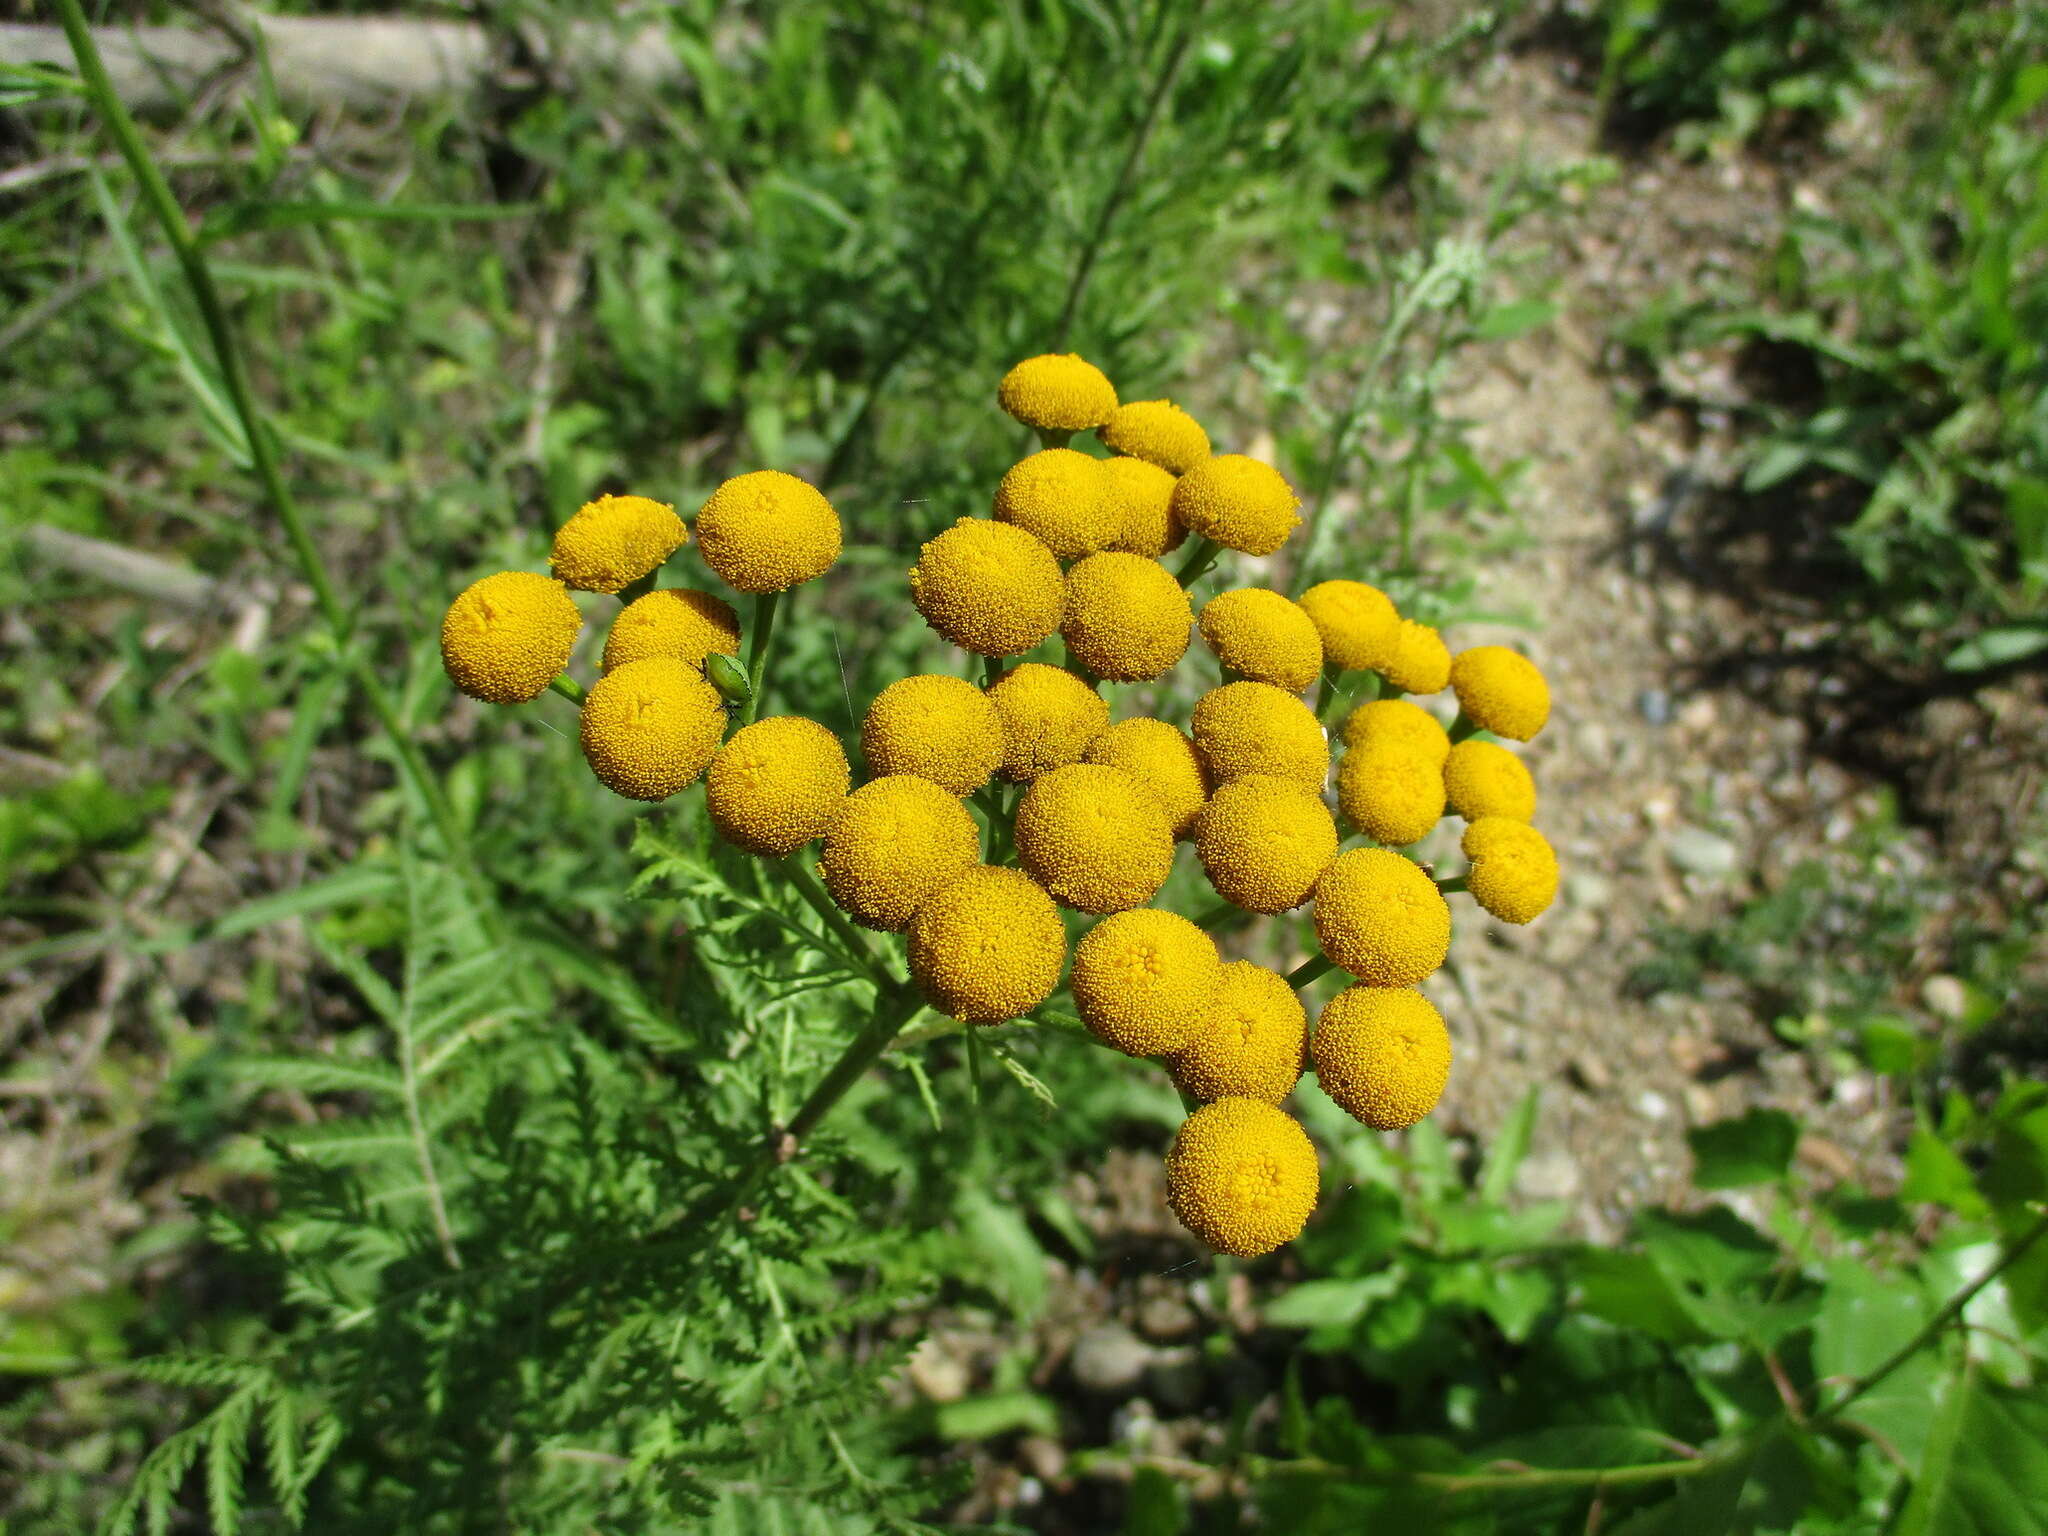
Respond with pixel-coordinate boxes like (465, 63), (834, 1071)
(1901, 1126), (1991, 1219)
(1573, 1249), (1708, 1345)
(1478, 1085), (1541, 1205)
(1264, 1274), (1401, 1330)
(1945, 626), (2048, 672)
(1896, 1374), (2048, 1536)
(1813, 1259), (1941, 1463)
(1687, 1109), (1800, 1189)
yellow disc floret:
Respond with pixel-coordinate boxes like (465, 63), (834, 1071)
(1198, 588), (1323, 694)
(819, 775), (982, 932)
(1014, 763), (1174, 913)
(1193, 774), (1338, 914)
(1190, 681), (1329, 793)
(986, 663), (1108, 782)
(1336, 744), (1446, 847)
(1449, 645), (1552, 742)
(1165, 1098), (1320, 1258)
(1099, 399), (1211, 474)
(1380, 618), (1451, 695)
(1070, 908), (1223, 1057)
(579, 656), (727, 801)
(908, 865), (1067, 1024)
(706, 716), (851, 856)
(1338, 697), (1450, 765)
(1311, 848), (1451, 988)
(860, 674), (1004, 797)
(1169, 455), (1302, 557)
(695, 470), (842, 594)
(1167, 962), (1308, 1106)
(601, 587), (741, 674)
(1461, 817), (1559, 925)
(1060, 552), (1192, 682)
(997, 353), (1118, 433)
(908, 518), (1065, 658)
(549, 494), (688, 595)
(1102, 456), (1186, 558)
(1442, 740), (1537, 823)
(1082, 717), (1210, 840)
(1297, 580), (1399, 674)
(1312, 987), (1452, 1132)
(992, 448), (1118, 561)
(441, 570), (582, 705)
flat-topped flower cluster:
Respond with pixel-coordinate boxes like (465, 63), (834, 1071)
(439, 352), (1560, 1258)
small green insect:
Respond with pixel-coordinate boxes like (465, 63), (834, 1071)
(703, 652), (754, 708)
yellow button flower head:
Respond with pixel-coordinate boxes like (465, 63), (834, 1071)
(1312, 986), (1452, 1132)
(861, 674), (1004, 796)
(1061, 552), (1192, 682)
(1297, 580), (1399, 674)
(1099, 399), (1211, 474)
(695, 470), (842, 594)
(908, 865), (1067, 1024)
(992, 448), (1118, 561)
(1381, 618), (1451, 695)
(997, 353), (1118, 433)
(1071, 908), (1223, 1057)
(908, 518), (1065, 658)
(601, 587), (741, 674)
(1190, 681), (1329, 793)
(1312, 848), (1451, 987)
(1014, 763), (1174, 913)
(1198, 588), (1324, 694)
(1193, 774), (1338, 914)
(819, 775), (981, 932)
(1167, 961), (1307, 1106)
(1170, 454), (1302, 557)
(579, 656), (727, 801)
(1166, 1098), (1320, 1258)
(441, 570), (581, 705)
(706, 716), (851, 856)
(1461, 817), (1559, 925)
(1102, 456), (1186, 558)
(1082, 717), (1210, 840)
(1449, 645), (1552, 741)
(1338, 697), (1450, 766)
(550, 494), (688, 595)
(1442, 740), (1536, 823)
(986, 663), (1108, 782)
(1336, 743), (1447, 847)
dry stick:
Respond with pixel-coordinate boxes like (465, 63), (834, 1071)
(1048, 0), (1205, 351)
(54, 0), (477, 893)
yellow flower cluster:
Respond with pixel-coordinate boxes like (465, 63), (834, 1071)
(437, 352), (1573, 1265)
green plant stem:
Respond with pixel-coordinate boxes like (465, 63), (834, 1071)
(1049, 0), (1204, 349)
(1252, 1451), (1725, 1494)
(1191, 901), (1238, 930)
(1033, 426), (1074, 451)
(1812, 1205), (2048, 1424)
(549, 675), (586, 704)
(981, 655), (1009, 689)
(1286, 954), (1335, 988)
(1437, 875), (1468, 895)
(780, 854), (896, 992)
(55, 0), (475, 881)
(743, 589), (784, 726)
(1174, 536), (1224, 588)
(1447, 710), (1482, 743)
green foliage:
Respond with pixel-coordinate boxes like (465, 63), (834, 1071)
(1617, 3), (2048, 664)
(1587, 0), (1913, 152)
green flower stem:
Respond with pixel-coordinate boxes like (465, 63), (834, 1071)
(548, 675), (586, 705)
(1316, 665), (1382, 724)
(668, 982), (929, 1243)
(1286, 954), (1335, 988)
(1812, 1205), (2048, 1424)
(1173, 536), (1224, 588)
(1191, 901), (1238, 930)
(1437, 875), (1467, 895)
(981, 655), (1009, 689)
(1447, 710), (1482, 744)
(616, 570), (660, 606)
(54, 0), (475, 882)
(1033, 426), (1074, 451)
(780, 853), (896, 993)
(742, 589), (784, 726)
(1107, 1447), (1731, 1496)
